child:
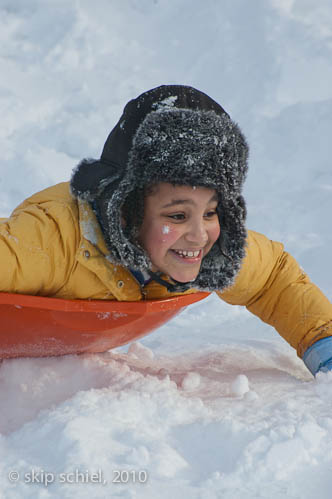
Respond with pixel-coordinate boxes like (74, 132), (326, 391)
(0, 85), (331, 375)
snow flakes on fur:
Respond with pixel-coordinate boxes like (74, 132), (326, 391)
(129, 108), (248, 197)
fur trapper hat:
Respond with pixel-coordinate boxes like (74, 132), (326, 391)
(71, 85), (249, 292)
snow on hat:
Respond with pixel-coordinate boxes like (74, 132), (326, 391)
(71, 85), (249, 292)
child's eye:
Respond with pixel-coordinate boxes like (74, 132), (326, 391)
(204, 210), (217, 219)
(167, 213), (186, 221)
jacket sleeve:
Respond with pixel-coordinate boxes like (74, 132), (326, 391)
(0, 198), (79, 296)
(218, 230), (332, 357)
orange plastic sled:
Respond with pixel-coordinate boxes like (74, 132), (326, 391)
(0, 291), (209, 359)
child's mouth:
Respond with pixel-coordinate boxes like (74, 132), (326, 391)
(171, 249), (202, 261)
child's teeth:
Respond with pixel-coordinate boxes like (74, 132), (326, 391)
(175, 250), (200, 258)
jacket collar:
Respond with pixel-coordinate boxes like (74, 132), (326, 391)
(77, 199), (142, 301)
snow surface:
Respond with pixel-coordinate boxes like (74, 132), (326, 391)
(1, 1), (332, 497)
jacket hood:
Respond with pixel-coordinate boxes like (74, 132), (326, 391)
(70, 84), (249, 292)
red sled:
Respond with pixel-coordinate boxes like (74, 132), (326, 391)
(0, 292), (209, 359)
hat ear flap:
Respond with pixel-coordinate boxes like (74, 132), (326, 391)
(70, 158), (121, 201)
(236, 195), (247, 221)
(216, 196), (247, 258)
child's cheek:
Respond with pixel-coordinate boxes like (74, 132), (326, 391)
(155, 224), (180, 245)
(210, 223), (221, 244)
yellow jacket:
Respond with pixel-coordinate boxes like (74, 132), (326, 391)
(1, 182), (331, 357)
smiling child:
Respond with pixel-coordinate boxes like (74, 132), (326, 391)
(1, 84), (332, 375)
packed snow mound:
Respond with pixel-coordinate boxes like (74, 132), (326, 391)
(1, 346), (332, 498)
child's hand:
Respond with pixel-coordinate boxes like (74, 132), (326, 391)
(303, 337), (332, 375)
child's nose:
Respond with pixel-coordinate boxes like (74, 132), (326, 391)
(184, 220), (208, 246)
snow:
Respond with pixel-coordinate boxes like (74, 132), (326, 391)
(80, 216), (99, 246)
(153, 95), (178, 111)
(1, 1), (332, 497)
(230, 374), (250, 398)
(128, 342), (155, 361)
(181, 372), (201, 391)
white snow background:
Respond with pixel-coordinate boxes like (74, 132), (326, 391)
(1, 1), (332, 498)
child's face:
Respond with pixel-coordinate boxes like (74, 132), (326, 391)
(138, 183), (221, 283)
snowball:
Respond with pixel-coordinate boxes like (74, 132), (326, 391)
(243, 390), (259, 402)
(230, 374), (250, 397)
(128, 342), (154, 360)
(181, 372), (201, 391)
